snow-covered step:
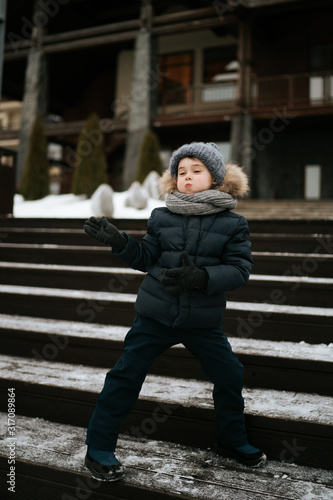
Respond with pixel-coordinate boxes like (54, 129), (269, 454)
(2, 224), (330, 253)
(0, 354), (332, 469)
(1, 261), (333, 307)
(1, 241), (332, 276)
(251, 250), (333, 277)
(1, 313), (332, 361)
(0, 261), (142, 275)
(0, 242), (123, 267)
(0, 414), (332, 500)
(0, 225), (145, 246)
(0, 261), (144, 294)
(231, 273), (333, 308)
(3, 262), (333, 282)
(0, 313), (130, 341)
(1, 286), (333, 320)
(0, 283), (137, 328)
(0, 284), (332, 342)
(1, 314), (332, 395)
(1, 354), (332, 425)
(249, 232), (333, 253)
(1, 215), (331, 232)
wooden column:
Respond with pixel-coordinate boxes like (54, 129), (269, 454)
(0, 0), (7, 102)
(16, 1), (48, 188)
(230, 18), (253, 188)
(122, 0), (157, 189)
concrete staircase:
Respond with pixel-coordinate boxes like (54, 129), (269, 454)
(0, 216), (332, 500)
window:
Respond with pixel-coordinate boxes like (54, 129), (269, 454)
(203, 45), (238, 83)
(202, 46), (239, 103)
(304, 165), (321, 200)
(158, 52), (193, 105)
(310, 44), (333, 72)
(309, 44), (333, 103)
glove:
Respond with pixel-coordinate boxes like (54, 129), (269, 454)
(161, 251), (208, 293)
(83, 216), (126, 252)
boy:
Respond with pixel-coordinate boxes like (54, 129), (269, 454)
(83, 142), (266, 481)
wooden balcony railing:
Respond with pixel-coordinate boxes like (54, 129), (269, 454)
(158, 71), (333, 116)
(158, 79), (239, 115)
(250, 71), (333, 109)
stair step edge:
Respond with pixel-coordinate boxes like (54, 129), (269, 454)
(1, 285), (333, 317)
(1, 314), (332, 363)
(0, 354), (332, 427)
(0, 413), (332, 500)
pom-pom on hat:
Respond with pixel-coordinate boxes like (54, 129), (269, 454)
(169, 142), (226, 185)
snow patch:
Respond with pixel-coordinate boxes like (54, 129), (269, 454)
(249, 274), (333, 285)
(0, 284), (136, 302)
(0, 261), (143, 275)
(228, 301), (333, 317)
(13, 191), (165, 219)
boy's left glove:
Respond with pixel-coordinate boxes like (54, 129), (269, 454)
(161, 251), (208, 293)
(83, 216), (126, 252)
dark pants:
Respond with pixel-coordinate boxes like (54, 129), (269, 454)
(86, 314), (248, 451)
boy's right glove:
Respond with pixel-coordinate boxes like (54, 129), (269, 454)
(83, 216), (126, 252)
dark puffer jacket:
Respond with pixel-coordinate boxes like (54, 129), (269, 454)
(115, 163), (253, 329)
(115, 164), (252, 328)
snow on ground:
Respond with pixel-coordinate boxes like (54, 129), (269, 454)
(13, 192), (165, 219)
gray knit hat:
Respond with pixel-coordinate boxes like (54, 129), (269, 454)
(169, 142), (226, 185)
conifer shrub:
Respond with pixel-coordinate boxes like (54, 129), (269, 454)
(72, 112), (108, 197)
(135, 130), (164, 184)
(21, 112), (50, 200)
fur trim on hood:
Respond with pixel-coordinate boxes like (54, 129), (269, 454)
(159, 163), (249, 198)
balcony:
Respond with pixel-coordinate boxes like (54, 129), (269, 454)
(156, 71), (333, 124)
(250, 71), (333, 113)
(158, 75), (239, 118)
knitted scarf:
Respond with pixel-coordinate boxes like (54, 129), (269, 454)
(165, 189), (237, 215)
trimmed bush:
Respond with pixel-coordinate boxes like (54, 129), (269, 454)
(21, 112), (50, 200)
(72, 112), (108, 197)
(135, 130), (164, 184)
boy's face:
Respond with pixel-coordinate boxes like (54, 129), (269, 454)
(177, 157), (216, 194)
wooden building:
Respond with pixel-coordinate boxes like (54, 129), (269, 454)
(1, 0), (333, 198)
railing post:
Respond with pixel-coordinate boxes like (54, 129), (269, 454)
(288, 75), (293, 108)
(187, 85), (193, 115)
(250, 78), (257, 109)
(324, 73), (333, 102)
